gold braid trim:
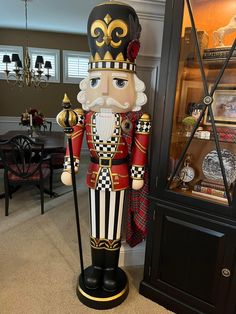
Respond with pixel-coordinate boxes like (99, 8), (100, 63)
(90, 237), (121, 251)
(135, 138), (147, 154)
(72, 129), (84, 139)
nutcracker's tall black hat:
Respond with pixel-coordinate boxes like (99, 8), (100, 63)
(87, 1), (141, 72)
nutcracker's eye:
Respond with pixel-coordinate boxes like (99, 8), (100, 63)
(112, 78), (128, 89)
(90, 78), (100, 88)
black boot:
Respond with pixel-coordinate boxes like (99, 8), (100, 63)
(103, 249), (120, 292)
(85, 247), (104, 290)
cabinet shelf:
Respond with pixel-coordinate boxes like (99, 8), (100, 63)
(173, 134), (236, 145)
(171, 187), (229, 205)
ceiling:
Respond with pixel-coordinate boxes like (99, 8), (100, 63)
(0, 0), (103, 34)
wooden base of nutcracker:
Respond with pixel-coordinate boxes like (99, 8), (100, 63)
(76, 266), (129, 310)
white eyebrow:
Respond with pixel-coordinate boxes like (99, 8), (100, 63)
(89, 72), (101, 77)
(112, 72), (128, 78)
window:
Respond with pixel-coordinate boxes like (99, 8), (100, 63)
(63, 50), (89, 84)
(0, 45), (23, 80)
(28, 47), (60, 83)
(0, 46), (60, 83)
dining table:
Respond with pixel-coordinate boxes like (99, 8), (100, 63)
(0, 130), (66, 153)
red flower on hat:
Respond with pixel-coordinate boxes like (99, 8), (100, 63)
(127, 39), (140, 62)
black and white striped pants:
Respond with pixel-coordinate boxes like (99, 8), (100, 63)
(89, 189), (125, 241)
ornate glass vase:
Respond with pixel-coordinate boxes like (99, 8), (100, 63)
(31, 126), (40, 138)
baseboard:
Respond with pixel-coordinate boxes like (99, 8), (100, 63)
(119, 240), (146, 266)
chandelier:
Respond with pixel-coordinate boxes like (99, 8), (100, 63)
(2, 0), (52, 88)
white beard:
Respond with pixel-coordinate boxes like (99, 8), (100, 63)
(95, 112), (116, 141)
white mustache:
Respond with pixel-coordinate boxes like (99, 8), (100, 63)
(86, 97), (129, 109)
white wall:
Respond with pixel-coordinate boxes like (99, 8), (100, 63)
(126, 0), (165, 57)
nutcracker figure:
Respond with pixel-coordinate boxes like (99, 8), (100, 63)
(61, 1), (151, 309)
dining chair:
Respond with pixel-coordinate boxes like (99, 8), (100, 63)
(49, 147), (66, 187)
(0, 135), (52, 216)
(43, 120), (52, 132)
(0, 155), (4, 199)
(0, 151), (15, 199)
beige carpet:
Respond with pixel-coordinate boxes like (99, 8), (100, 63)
(0, 155), (174, 314)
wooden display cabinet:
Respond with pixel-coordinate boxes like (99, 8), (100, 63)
(140, 0), (236, 313)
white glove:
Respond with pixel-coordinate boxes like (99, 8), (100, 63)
(61, 171), (73, 186)
(132, 179), (144, 190)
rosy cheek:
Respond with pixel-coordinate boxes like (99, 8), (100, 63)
(125, 90), (136, 103)
(87, 88), (99, 100)
(127, 95), (133, 102)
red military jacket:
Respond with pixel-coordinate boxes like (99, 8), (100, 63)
(64, 110), (151, 191)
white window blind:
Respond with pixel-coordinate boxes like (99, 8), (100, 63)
(31, 53), (56, 77)
(28, 47), (60, 83)
(63, 51), (89, 84)
(0, 45), (23, 80)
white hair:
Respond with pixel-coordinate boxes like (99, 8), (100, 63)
(77, 73), (147, 112)
(77, 78), (90, 110)
(133, 74), (147, 111)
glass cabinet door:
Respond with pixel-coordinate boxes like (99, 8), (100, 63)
(167, 0), (236, 206)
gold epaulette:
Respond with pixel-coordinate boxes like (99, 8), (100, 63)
(74, 108), (84, 116)
(140, 113), (151, 122)
(73, 108), (85, 127)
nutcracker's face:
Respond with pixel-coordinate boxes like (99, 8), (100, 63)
(78, 70), (147, 113)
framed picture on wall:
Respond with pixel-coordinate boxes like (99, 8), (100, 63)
(178, 80), (204, 122)
(204, 85), (236, 126)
